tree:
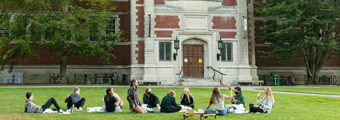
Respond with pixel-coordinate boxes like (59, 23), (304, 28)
(0, 0), (120, 83)
(256, 0), (340, 84)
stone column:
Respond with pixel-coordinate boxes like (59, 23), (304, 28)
(142, 0), (157, 81)
(237, 0), (252, 82)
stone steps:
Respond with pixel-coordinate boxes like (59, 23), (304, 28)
(179, 78), (222, 86)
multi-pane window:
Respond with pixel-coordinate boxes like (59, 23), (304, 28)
(221, 43), (233, 62)
(0, 27), (9, 37)
(106, 18), (116, 34)
(44, 28), (54, 41)
(89, 22), (99, 41)
(90, 18), (116, 41)
(159, 42), (172, 61)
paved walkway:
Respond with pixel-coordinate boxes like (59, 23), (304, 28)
(1, 85), (340, 98)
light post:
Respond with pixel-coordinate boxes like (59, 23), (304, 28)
(217, 36), (223, 61)
(173, 36), (179, 61)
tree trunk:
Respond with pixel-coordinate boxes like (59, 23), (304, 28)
(303, 46), (329, 85)
(59, 46), (68, 84)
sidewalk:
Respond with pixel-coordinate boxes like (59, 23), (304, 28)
(1, 85), (340, 98)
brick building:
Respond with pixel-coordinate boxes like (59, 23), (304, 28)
(1, 0), (339, 85)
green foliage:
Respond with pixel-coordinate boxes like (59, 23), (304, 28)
(0, 0), (120, 72)
(256, 0), (340, 63)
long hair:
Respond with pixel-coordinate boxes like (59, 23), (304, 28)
(105, 87), (113, 100)
(209, 87), (222, 104)
(167, 90), (176, 97)
(129, 79), (137, 87)
(144, 87), (151, 97)
(264, 87), (275, 103)
(180, 87), (194, 103)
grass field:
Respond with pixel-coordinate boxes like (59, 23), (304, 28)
(258, 86), (340, 95)
(0, 86), (339, 120)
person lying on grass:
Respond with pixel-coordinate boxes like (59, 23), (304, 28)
(249, 87), (274, 113)
(103, 87), (121, 113)
(25, 92), (62, 113)
(204, 85), (233, 116)
(65, 87), (85, 111)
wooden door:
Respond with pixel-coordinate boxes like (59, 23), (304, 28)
(183, 45), (204, 78)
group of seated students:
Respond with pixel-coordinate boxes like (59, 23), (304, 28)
(24, 79), (274, 116)
(204, 85), (275, 116)
(25, 87), (86, 113)
(126, 79), (194, 114)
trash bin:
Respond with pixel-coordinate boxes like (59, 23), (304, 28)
(122, 74), (130, 85)
(263, 75), (269, 86)
(274, 75), (280, 86)
(111, 72), (118, 85)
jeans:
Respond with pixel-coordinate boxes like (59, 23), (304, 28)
(102, 105), (120, 113)
(42, 97), (61, 111)
(204, 106), (229, 116)
(67, 96), (86, 109)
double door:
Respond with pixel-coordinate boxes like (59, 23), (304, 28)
(183, 45), (204, 78)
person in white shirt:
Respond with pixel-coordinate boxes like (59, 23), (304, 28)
(249, 87), (275, 113)
(204, 85), (233, 116)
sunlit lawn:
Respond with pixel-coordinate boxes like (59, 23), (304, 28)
(258, 86), (340, 95)
(0, 86), (339, 120)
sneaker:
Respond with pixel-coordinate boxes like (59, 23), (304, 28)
(78, 107), (83, 111)
(129, 109), (133, 113)
(58, 109), (64, 113)
(67, 105), (74, 113)
(59, 111), (71, 114)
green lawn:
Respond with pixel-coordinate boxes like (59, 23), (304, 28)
(0, 86), (339, 120)
(258, 86), (340, 95)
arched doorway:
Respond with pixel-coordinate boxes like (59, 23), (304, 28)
(182, 39), (207, 78)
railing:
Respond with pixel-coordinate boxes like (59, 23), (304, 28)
(332, 75), (338, 85)
(304, 74), (338, 85)
(207, 66), (227, 85)
(176, 66), (184, 83)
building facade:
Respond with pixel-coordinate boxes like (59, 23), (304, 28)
(1, 0), (339, 85)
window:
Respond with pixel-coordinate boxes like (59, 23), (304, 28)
(0, 27), (9, 37)
(221, 43), (233, 62)
(90, 17), (117, 41)
(159, 42), (172, 61)
(106, 18), (116, 34)
(44, 28), (54, 41)
(89, 22), (99, 41)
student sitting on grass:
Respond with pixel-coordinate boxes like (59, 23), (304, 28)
(249, 87), (274, 113)
(102, 87), (121, 113)
(65, 87), (85, 111)
(231, 87), (246, 107)
(204, 86), (233, 116)
(143, 87), (160, 109)
(127, 79), (147, 114)
(180, 87), (195, 108)
(160, 90), (182, 113)
(25, 92), (63, 113)
(103, 90), (124, 109)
